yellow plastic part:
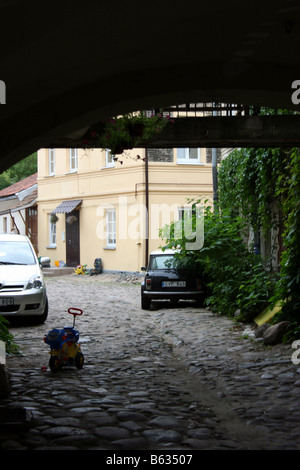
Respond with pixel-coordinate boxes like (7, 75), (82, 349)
(73, 264), (87, 275)
(254, 301), (283, 326)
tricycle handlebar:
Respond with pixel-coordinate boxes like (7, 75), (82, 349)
(68, 307), (83, 316)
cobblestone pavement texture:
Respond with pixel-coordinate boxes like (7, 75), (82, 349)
(1, 273), (300, 450)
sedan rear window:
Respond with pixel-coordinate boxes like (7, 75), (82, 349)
(150, 254), (196, 270)
(0, 241), (36, 265)
(149, 255), (175, 270)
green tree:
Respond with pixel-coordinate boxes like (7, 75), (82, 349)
(159, 146), (300, 328)
(218, 146), (300, 328)
(159, 201), (277, 321)
(0, 152), (37, 190)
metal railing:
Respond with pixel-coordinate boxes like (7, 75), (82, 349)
(148, 103), (294, 118)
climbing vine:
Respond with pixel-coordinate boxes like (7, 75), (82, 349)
(218, 147), (290, 237)
(159, 201), (278, 322)
(159, 145), (300, 328)
(274, 148), (300, 323)
(218, 146), (300, 326)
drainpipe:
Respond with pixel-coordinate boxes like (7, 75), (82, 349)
(212, 148), (218, 212)
(212, 104), (219, 212)
(145, 149), (149, 265)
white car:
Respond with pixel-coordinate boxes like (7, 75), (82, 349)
(0, 234), (48, 323)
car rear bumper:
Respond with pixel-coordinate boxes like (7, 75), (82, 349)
(142, 290), (204, 299)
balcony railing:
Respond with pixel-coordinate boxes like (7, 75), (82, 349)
(148, 103), (295, 119)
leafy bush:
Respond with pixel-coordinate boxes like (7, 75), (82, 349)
(0, 315), (19, 356)
(272, 148), (300, 322)
(160, 145), (300, 327)
(218, 146), (300, 327)
(160, 202), (275, 321)
(236, 262), (278, 322)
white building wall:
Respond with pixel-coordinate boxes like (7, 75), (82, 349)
(0, 209), (26, 234)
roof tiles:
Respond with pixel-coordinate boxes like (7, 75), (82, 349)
(0, 173), (37, 198)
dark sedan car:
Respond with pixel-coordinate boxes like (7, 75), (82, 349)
(141, 249), (205, 310)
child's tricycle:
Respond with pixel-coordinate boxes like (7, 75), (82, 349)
(44, 307), (84, 372)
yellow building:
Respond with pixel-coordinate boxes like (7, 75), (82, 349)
(37, 147), (213, 272)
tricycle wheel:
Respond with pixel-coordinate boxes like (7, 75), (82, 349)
(49, 356), (61, 372)
(75, 352), (84, 369)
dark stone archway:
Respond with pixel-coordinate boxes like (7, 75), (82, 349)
(1, 0), (300, 170)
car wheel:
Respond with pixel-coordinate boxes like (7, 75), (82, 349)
(141, 294), (151, 310)
(38, 297), (48, 324)
(23, 297), (48, 326)
(195, 297), (205, 308)
(75, 352), (84, 369)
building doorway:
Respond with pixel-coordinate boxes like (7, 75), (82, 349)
(26, 205), (38, 255)
(65, 210), (80, 266)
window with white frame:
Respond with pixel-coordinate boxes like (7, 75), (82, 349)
(106, 209), (116, 248)
(178, 206), (202, 220)
(105, 149), (115, 167)
(10, 216), (16, 232)
(69, 148), (78, 172)
(177, 148), (202, 164)
(3, 217), (7, 233)
(49, 216), (57, 247)
(49, 148), (55, 175)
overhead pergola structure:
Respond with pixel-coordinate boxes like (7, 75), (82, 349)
(1, 1), (300, 171)
(48, 103), (300, 150)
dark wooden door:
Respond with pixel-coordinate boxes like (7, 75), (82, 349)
(26, 205), (38, 255)
(66, 210), (80, 266)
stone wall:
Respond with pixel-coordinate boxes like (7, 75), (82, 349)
(147, 149), (173, 163)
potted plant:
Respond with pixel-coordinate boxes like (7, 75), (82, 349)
(82, 111), (173, 154)
(66, 215), (77, 225)
(50, 214), (59, 223)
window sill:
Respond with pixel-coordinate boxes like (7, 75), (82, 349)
(103, 246), (116, 250)
(46, 245), (57, 249)
(177, 161), (205, 165)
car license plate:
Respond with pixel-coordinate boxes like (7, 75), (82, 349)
(0, 298), (14, 306)
(162, 281), (186, 287)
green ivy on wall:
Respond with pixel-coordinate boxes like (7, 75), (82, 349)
(274, 148), (300, 323)
(218, 147), (290, 237)
(159, 145), (300, 330)
(218, 146), (300, 326)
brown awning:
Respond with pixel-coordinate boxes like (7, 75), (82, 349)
(51, 199), (82, 214)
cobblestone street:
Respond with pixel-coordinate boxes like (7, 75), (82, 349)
(1, 273), (300, 451)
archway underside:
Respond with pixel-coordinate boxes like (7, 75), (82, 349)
(1, 0), (300, 170)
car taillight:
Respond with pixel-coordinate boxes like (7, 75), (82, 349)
(146, 278), (152, 290)
(196, 279), (203, 290)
